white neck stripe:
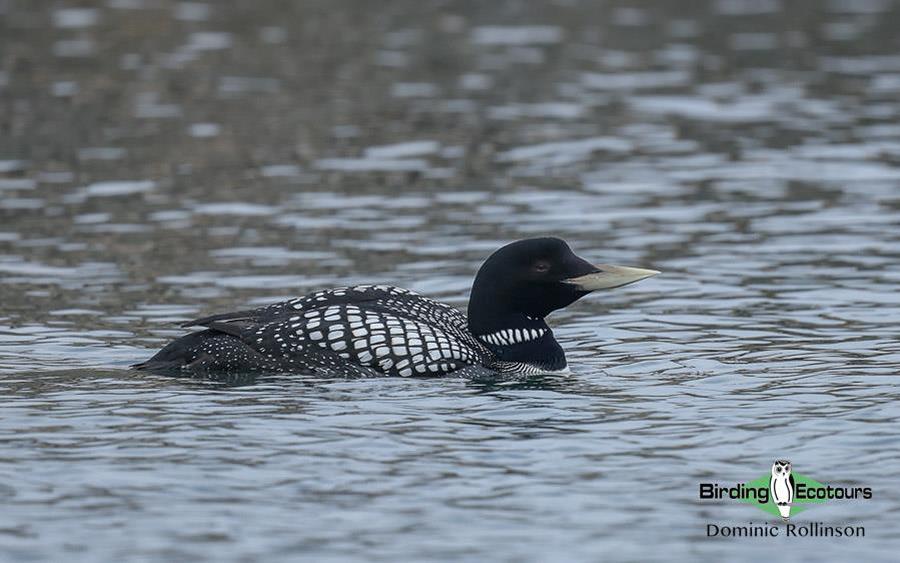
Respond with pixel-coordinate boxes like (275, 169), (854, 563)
(478, 327), (546, 346)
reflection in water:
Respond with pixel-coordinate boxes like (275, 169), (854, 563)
(2, 0), (900, 561)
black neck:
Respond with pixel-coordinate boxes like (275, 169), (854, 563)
(467, 309), (567, 371)
(482, 329), (567, 371)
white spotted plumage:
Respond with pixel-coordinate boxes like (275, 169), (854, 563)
(172, 285), (490, 377)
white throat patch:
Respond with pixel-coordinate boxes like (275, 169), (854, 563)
(478, 327), (546, 346)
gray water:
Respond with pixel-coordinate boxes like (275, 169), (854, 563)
(2, 1), (900, 561)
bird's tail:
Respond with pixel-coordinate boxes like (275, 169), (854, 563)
(132, 330), (217, 373)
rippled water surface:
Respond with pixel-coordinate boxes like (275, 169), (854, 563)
(2, 1), (900, 561)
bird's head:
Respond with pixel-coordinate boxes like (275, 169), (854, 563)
(467, 237), (659, 333)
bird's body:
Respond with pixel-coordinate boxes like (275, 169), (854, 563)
(136, 285), (497, 377)
(134, 238), (659, 378)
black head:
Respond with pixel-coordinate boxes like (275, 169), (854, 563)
(466, 237), (658, 336)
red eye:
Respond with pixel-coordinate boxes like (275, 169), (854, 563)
(534, 262), (550, 273)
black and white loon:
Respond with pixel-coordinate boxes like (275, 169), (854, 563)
(134, 238), (659, 378)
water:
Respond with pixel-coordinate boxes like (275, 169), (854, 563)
(2, 1), (899, 561)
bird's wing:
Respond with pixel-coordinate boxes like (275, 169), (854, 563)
(248, 302), (481, 377)
(182, 286), (406, 330)
(179, 285), (485, 377)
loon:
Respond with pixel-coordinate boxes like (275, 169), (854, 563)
(133, 238), (659, 378)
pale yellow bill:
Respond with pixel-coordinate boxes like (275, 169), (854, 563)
(564, 265), (660, 291)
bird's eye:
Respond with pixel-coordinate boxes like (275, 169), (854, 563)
(533, 261), (550, 273)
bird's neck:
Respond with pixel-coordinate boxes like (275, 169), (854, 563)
(467, 307), (567, 372)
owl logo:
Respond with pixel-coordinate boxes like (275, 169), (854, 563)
(770, 460), (795, 521)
